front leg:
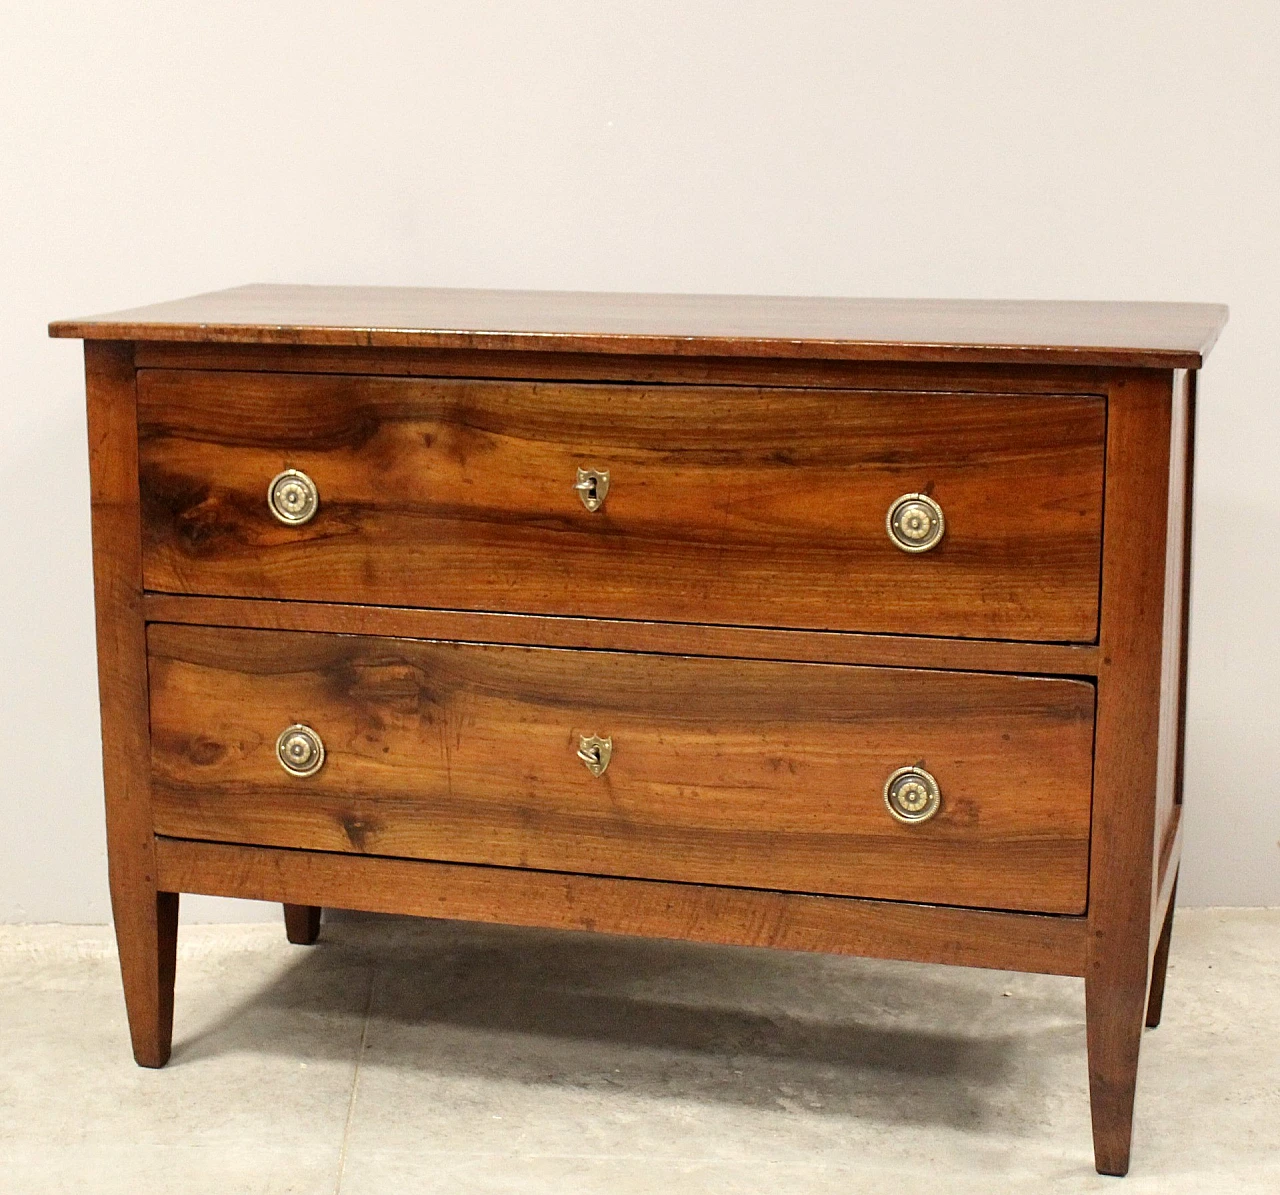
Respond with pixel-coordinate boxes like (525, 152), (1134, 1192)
(85, 341), (179, 1068)
(113, 885), (180, 1067)
(1085, 953), (1148, 1176)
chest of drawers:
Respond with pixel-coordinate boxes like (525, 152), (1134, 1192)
(51, 287), (1226, 1175)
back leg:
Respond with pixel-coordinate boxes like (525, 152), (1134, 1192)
(283, 904), (322, 945)
(1146, 872), (1179, 1028)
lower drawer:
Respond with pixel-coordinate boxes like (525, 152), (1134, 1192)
(146, 624), (1095, 914)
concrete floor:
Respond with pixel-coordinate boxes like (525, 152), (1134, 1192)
(0, 909), (1276, 1193)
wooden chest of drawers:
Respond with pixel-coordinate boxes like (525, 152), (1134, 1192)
(51, 287), (1227, 1175)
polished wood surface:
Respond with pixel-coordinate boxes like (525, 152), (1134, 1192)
(84, 342), (178, 1069)
(1085, 369), (1179, 1176)
(141, 594), (1102, 676)
(138, 371), (1106, 642)
(132, 341), (1126, 394)
(155, 838), (1089, 978)
(147, 625), (1096, 914)
(1160, 371), (1196, 883)
(54, 287), (1221, 1176)
(1173, 373), (1199, 818)
(51, 285), (1227, 368)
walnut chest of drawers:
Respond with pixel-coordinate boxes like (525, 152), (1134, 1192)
(51, 287), (1227, 1175)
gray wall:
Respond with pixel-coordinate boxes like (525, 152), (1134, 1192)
(2, 2), (1276, 922)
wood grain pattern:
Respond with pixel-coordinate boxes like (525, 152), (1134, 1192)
(154, 838), (1089, 977)
(50, 284), (1228, 368)
(54, 289), (1223, 1173)
(138, 371), (1106, 642)
(147, 624), (1096, 915)
(84, 342), (179, 1068)
(1153, 370), (1194, 892)
(1086, 369), (1177, 1176)
(141, 593), (1103, 676)
(132, 341), (1123, 395)
(1172, 372), (1198, 812)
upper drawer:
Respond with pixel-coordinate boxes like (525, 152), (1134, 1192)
(138, 371), (1106, 641)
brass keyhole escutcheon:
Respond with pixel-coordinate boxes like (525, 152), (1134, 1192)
(887, 492), (944, 553)
(573, 467), (610, 512)
(276, 724), (326, 778)
(268, 469), (319, 525)
(577, 734), (612, 777)
(884, 764), (941, 824)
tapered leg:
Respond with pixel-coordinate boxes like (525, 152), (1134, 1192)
(85, 343), (180, 1069)
(283, 904), (322, 945)
(1085, 966), (1148, 1176)
(1146, 872), (1179, 1029)
(113, 888), (180, 1068)
(1083, 371), (1187, 1177)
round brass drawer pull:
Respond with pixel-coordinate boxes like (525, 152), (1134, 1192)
(276, 724), (325, 777)
(268, 469), (319, 525)
(887, 492), (944, 553)
(884, 764), (941, 824)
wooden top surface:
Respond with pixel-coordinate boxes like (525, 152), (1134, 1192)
(49, 284), (1227, 368)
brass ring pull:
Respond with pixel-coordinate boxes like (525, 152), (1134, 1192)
(268, 469), (319, 525)
(887, 493), (944, 553)
(884, 765), (941, 824)
(574, 467), (609, 512)
(276, 724), (325, 777)
(577, 734), (612, 777)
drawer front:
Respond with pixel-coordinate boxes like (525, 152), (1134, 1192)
(147, 625), (1095, 914)
(138, 371), (1105, 642)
